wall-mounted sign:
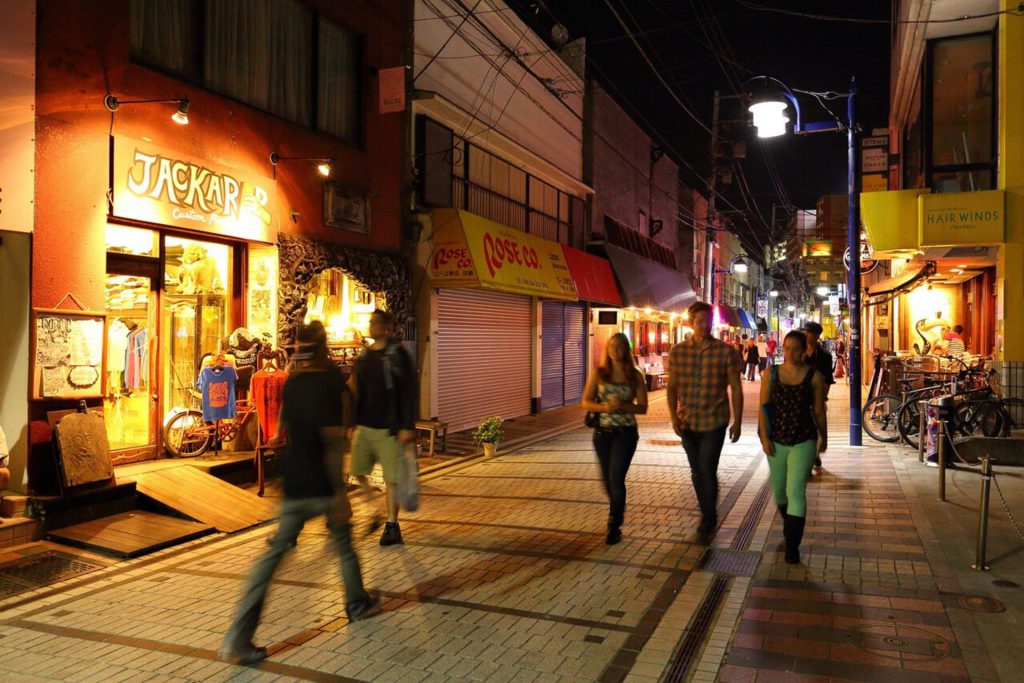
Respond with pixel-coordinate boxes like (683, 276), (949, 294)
(862, 173), (888, 193)
(843, 246), (878, 275)
(803, 240), (833, 257)
(919, 189), (1005, 247)
(378, 66), (406, 114)
(112, 137), (276, 243)
(861, 134), (889, 173)
(324, 183), (371, 233)
(31, 308), (107, 400)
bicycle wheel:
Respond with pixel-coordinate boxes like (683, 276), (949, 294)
(897, 400), (922, 449)
(980, 398), (1024, 437)
(862, 394), (902, 442)
(164, 410), (212, 457)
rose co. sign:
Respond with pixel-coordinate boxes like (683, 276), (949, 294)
(112, 137), (277, 243)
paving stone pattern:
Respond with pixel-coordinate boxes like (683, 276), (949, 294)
(0, 382), (1006, 682)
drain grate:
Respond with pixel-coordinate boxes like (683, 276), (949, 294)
(731, 479), (772, 550)
(698, 548), (761, 577)
(0, 551), (105, 599)
(663, 575), (729, 682)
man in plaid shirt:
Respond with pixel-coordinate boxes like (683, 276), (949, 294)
(667, 301), (744, 543)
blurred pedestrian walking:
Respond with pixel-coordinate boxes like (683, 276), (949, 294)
(220, 322), (380, 666)
(582, 333), (648, 545)
(667, 302), (744, 544)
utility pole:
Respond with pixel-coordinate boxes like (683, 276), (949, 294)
(704, 91), (720, 305)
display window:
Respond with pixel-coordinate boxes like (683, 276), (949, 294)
(302, 269), (376, 344)
(161, 236), (232, 413)
(106, 224), (159, 257)
(104, 273), (157, 451)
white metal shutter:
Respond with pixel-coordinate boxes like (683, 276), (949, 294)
(437, 289), (532, 432)
(563, 302), (586, 404)
(541, 302), (566, 410)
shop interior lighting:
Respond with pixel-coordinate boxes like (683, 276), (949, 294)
(769, 290), (779, 297)
(104, 95), (190, 124)
(816, 286), (830, 296)
(269, 152), (335, 177)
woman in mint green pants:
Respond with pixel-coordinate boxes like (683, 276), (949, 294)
(758, 330), (828, 564)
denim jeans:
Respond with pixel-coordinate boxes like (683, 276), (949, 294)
(593, 426), (639, 527)
(681, 425), (728, 533)
(223, 495), (371, 648)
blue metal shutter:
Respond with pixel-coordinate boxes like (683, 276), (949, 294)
(563, 302), (586, 404)
(541, 302), (566, 410)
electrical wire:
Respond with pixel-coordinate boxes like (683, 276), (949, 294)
(734, 0), (1024, 24)
(415, 0), (485, 81)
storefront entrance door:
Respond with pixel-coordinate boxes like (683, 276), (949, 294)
(104, 260), (160, 463)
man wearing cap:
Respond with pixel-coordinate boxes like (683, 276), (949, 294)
(802, 322), (834, 472)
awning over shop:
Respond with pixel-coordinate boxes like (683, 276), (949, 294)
(860, 188), (928, 258)
(740, 309), (758, 330)
(429, 208), (577, 300)
(561, 246), (623, 306)
(716, 303), (742, 328)
(865, 261), (934, 299)
(603, 244), (697, 312)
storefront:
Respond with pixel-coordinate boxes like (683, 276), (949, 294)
(561, 246), (622, 401)
(423, 208), (577, 432)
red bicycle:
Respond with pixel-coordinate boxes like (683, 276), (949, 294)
(163, 389), (257, 457)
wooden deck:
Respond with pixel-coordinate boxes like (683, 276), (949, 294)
(119, 466), (276, 532)
(47, 511), (213, 558)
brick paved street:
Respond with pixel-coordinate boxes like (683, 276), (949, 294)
(1, 381), (1021, 682)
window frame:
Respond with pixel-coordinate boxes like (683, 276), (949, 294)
(128, 0), (365, 149)
(923, 30), (998, 191)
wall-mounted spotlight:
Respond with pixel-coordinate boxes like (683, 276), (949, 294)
(104, 95), (190, 124)
(269, 152), (334, 177)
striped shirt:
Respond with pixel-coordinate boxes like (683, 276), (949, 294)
(946, 335), (966, 355)
(668, 336), (740, 431)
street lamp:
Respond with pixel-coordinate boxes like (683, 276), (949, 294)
(710, 254), (751, 307)
(743, 74), (863, 446)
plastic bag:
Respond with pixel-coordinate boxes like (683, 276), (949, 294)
(398, 442), (420, 512)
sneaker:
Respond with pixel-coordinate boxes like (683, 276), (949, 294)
(605, 525), (622, 545)
(380, 522), (404, 546)
(218, 641), (268, 665)
(347, 593), (383, 622)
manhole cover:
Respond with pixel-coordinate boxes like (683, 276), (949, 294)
(993, 579), (1020, 588)
(957, 595), (1006, 613)
(698, 548), (760, 576)
(0, 551), (105, 599)
(846, 624), (951, 661)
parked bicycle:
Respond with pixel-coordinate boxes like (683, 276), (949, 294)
(163, 389), (258, 457)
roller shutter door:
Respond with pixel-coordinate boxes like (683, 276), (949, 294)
(541, 301), (587, 410)
(437, 289), (532, 432)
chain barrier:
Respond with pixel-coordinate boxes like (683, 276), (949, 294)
(992, 472), (1024, 542)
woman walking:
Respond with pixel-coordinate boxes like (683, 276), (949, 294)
(757, 330), (828, 564)
(745, 338), (760, 381)
(582, 333), (648, 545)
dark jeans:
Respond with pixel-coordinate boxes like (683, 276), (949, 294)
(593, 426), (639, 527)
(681, 425), (728, 533)
(223, 496), (371, 649)
(746, 362), (758, 380)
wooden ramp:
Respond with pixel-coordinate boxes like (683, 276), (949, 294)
(120, 467), (276, 532)
(47, 511), (213, 559)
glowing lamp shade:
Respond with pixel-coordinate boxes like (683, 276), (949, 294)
(316, 162), (332, 177)
(171, 99), (190, 125)
(748, 100), (789, 138)
(732, 260), (749, 274)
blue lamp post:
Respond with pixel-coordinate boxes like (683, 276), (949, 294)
(743, 75), (862, 446)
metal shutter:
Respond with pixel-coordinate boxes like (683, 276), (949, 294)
(541, 302), (566, 410)
(563, 302), (586, 404)
(437, 289), (532, 432)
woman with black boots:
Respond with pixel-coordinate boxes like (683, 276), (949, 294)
(757, 330), (828, 564)
(582, 333), (648, 545)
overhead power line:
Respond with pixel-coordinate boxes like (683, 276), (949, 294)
(734, 0), (1024, 24)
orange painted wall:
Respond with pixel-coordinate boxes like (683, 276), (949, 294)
(30, 0), (405, 491)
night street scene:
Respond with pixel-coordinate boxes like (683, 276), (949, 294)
(4, 0), (1024, 681)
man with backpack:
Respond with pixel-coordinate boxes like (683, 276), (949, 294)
(349, 309), (417, 546)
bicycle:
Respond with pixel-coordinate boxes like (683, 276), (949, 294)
(862, 373), (950, 443)
(163, 389), (258, 457)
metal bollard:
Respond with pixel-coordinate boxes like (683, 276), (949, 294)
(972, 456), (993, 571)
(918, 404), (926, 463)
(937, 420), (946, 501)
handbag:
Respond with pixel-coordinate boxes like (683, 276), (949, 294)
(758, 364), (778, 440)
(584, 411), (599, 428)
(397, 442), (420, 512)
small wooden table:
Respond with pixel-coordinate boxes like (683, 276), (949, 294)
(415, 420), (449, 456)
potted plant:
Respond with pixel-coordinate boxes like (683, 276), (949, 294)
(473, 416), (504, 457)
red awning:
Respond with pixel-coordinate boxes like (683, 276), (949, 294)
(561, 246), (623, 306)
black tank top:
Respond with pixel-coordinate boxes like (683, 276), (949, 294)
(771, 366), (818, 445)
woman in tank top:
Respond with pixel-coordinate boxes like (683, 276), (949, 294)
(757, 330), (828, 565)
(582, 333), (648, 545)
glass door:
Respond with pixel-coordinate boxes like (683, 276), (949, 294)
(104, 262), (160, 462)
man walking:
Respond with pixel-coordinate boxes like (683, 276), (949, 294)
(802, 322), (834, 472)
(667, 302), (744, 544)
(220, 322), (380, 666)
(349, 309), (417, 546)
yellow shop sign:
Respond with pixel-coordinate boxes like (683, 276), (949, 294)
(919, 189), (1005, 247)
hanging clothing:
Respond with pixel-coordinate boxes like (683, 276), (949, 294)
(198, 365), (239, 421)
(107, 321), (130, 374)
(251, 367), (288, 441)
(124, 328), (148, 390)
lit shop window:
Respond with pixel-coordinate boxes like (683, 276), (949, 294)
(106, 224), (159, 257)
(303, 269), (376, 343)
